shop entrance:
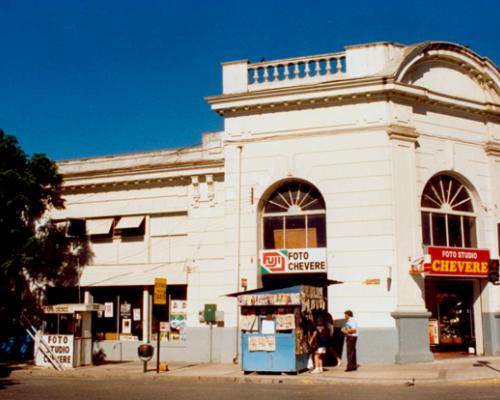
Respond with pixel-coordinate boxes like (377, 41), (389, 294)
(425, 279), (475, 357)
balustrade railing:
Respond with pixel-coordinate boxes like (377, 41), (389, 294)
(247, 51), (346, 90)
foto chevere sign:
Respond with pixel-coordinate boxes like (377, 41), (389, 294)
(259, 248), (327, 274)
(424, 247), (490, 277)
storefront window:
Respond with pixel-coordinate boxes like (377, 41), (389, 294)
(421, 174), (477, 248)
(262, 181), (326, 249)
(91, 287), (144, 341)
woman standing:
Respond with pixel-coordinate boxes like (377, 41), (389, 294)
(309, 315), (329, 373)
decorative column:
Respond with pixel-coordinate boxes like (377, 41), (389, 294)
(483, 141), (500, 355)
(387, 124), (434, 363)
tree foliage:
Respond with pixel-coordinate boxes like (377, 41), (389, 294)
(0, 129), (91, 331)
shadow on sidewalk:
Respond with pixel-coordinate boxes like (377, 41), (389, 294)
(473, 360), (500, 373)
(0, 362), (34, 377)
(0, 364), (21, 391)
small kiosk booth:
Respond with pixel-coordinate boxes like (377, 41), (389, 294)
(233, 285), (326, 374)
(35, 303), (104, 369)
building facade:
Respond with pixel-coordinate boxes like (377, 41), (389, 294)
(51, 42), (500, 364)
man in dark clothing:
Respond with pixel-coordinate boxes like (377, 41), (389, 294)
(341, 310), (358, 372)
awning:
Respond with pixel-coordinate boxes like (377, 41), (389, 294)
(115, 216), (144, 229)
(226, 279), (343, 297)
(79, 263), (187, 287)
(86, 218), (114, 235)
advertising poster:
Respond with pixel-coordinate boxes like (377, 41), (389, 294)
(133, 308), (141, 321)
(104, 302), (113, 318)
(120, 302), (131, 318)
(276, 314), (295, 330)
(170, 299), (188, 341)
(122, 318), (132, 334)
(248, 336), (276, 352)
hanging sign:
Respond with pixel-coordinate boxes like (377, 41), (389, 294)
(154, 278), (167, 305)
(424, 247), (490, 277)
(259, 248), (327, 274)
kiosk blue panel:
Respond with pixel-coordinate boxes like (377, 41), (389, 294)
(242, 333), (307, 372)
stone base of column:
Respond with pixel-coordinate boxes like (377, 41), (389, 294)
(391, 310), (434, 364)
(482, 312), (500, 356)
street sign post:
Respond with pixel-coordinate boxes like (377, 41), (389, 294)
(153, 278), (167, 373)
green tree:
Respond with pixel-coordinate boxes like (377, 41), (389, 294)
(0, 129), (90, 333)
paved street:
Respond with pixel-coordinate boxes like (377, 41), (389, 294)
(1, 356), (499, 399)
(1, 376), (499, 400)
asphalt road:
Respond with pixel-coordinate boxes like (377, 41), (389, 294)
(1, 377), (499, 400)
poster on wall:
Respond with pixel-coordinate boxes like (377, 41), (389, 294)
(104, 302), (114, 318)
(133, 308), (141, 321)
(122, 318), (132, 334)
(428, 319), (439, 345)
(120, 302), (131, 318)
(170, 299), (188, 342)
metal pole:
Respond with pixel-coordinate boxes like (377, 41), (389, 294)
(116, 295), (120, 338)
(209, 322), (213, 363)
(156, 318), (160, 373)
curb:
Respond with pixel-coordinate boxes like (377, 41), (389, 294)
(6, 368), (498, 386)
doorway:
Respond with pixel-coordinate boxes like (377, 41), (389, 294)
(425, 279), (475, 357)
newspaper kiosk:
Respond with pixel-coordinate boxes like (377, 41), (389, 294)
(235, 285), (326, 374)
(35, 303), (104, 368)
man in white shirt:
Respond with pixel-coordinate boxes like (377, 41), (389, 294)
(341, 310), (358, 372)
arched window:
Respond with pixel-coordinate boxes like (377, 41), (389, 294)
(262, 181), (326, 249)
(421, 174), (477, 248)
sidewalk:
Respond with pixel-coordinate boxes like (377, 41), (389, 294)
(3, 356), (500, 385)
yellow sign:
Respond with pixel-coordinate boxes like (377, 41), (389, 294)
(154, 278), (167, 305)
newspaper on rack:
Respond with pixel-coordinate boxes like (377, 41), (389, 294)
(248, 335), (276, 352)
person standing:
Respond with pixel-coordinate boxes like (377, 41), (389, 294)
(309, 315), (329, 373)
(341, 310), (358, 372)
(325, 312), (342, 367)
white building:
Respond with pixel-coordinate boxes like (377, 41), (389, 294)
(51, 41), (500, 364)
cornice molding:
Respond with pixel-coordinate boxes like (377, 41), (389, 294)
(386, 124), (419, 143)
(63, 171), (225, 194)
(207, 78), (500, 120)
(62, 159), (224, 192)
(62, 158), (224, 180)
(484, 141), (500, 157)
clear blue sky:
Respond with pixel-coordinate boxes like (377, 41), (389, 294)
(1, 0), (499, 160)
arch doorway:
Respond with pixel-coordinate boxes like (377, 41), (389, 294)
(421, 173), (481, 357)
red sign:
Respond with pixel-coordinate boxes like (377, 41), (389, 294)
(424, 247), (490, 277)
(261, 250), (287, 273)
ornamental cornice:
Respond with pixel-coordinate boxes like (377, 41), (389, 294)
(386, 124), (419, 142)
(484, 141), (500, 157)
(61, 159), (224, 192)
(207, 78), (500, 119)
(62, 158), (224, 179)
